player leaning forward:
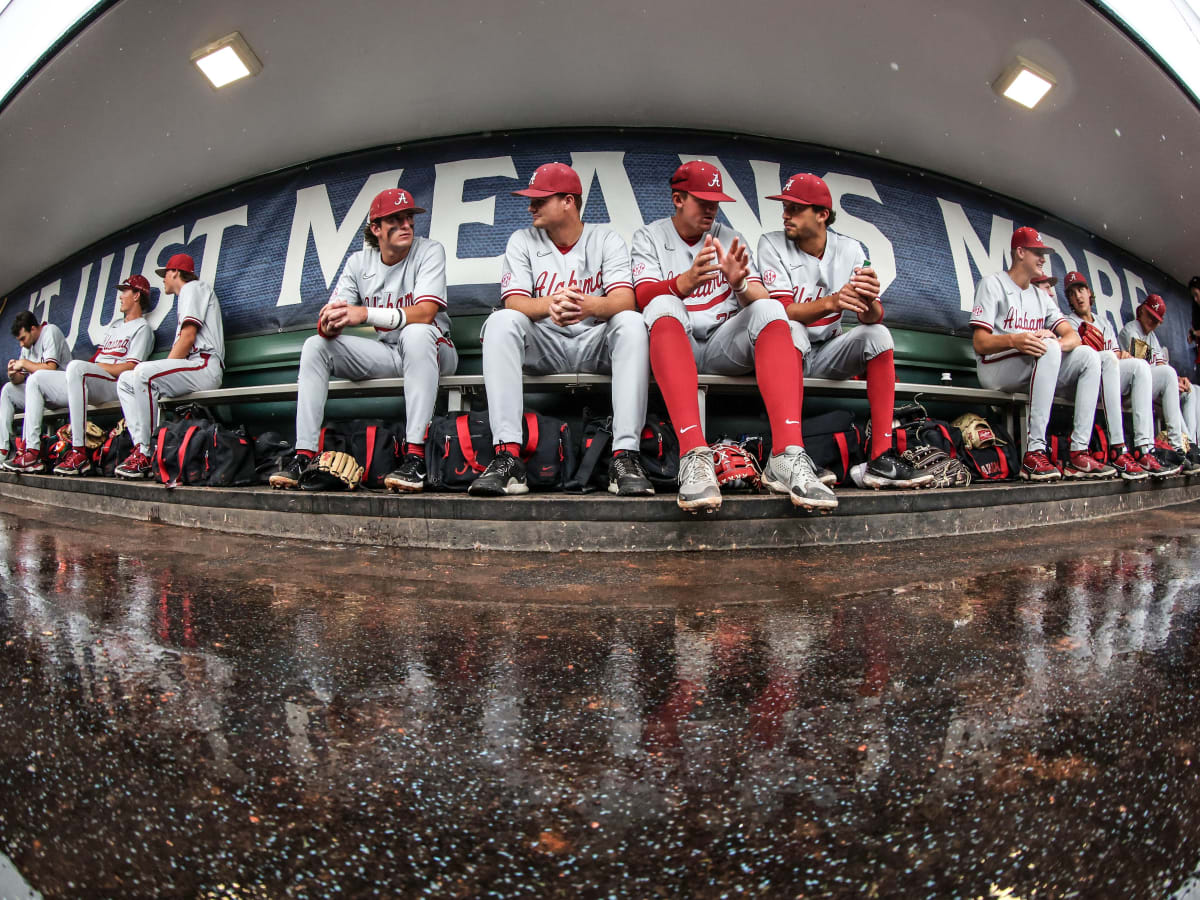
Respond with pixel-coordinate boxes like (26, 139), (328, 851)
(114, 253), (224, 478)
(969, 227), (1111, 481)
(4, 275), (154, 475)
(270, 188), (458, 491)
(469, 162), (653, 496)
(632, 161), (834, 512)
(757, 174), (932, 490)
(0, 311), (70, 463)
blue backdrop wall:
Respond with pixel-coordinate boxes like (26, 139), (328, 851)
(3, 128), (1195, 370)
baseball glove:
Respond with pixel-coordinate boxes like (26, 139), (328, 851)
(901, 443), (972, 488)
(952, 413), (1004, 450)
(1130, 337), (1151, 361)
(1078, 321), (1106, 352)
(299, 450), (364, 491)
(711, 439), (761, 490)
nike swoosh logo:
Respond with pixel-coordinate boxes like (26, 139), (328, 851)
(680, 425), (698, 433)
(536, 250), (554, 257)
(785, 419), (799, 425)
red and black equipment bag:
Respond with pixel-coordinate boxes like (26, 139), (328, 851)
(564, 410), (678, 493)
(959, 421), (1020, 482)
(425, 411), (575, 491)
(802, 409), (865, 486)
(317, 419), (403, 489)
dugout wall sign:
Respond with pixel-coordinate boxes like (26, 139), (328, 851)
(3, 129), (1194, 368)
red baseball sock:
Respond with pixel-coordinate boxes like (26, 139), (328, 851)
(866, 349), (897, 459)
(649, 318), (705, 453)
(406, 442), (426, 459)
(754, 320), (804, 449)
(496, 442), (521, 457)
(296, 448), (316, 460)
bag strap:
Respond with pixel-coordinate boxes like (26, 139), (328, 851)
(155, 428), (169, 483)
(895, 429), (907, 454)
(455, 416), (487, 473)
(570, 422), (613, 489)
(997, 446), (1010, 480)
(834, 432), (850, 476)
(522, 412), (539, 458)
(178, 425), (199, 474)
(365, 425), (377, 475)
(936, 424), (956, 457)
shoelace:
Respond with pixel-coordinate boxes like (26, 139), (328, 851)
(786, 449), (818, 488)
(679, 450), (714, 485)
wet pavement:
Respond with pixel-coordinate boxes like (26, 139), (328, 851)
(2, 502), (1200, 898)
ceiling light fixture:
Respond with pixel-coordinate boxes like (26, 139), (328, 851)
(190, 31), (261, 89)
(993, 56), (1055, 109)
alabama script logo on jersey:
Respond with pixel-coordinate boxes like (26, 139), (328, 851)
(98, 335), (133, 357)
(534, 268), (606, 297)
(1000, 308), (1046, 332)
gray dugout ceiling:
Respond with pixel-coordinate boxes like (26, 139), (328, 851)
(1, 0), (1197, 297)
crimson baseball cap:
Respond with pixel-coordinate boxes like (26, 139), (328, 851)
(670, 161), (735, 202)
(767, 173), (833, 209)
(1011, 227), (1052, 253)
(512, 162), (583, 198)
(155, 253), (196, 278)
(1032, 274), (1057, 286)
(1140, 294), (1166, 322)
(115, 274), (151, 296)
(368, 188), (426, 222)
(1064, 271), (1088, 289)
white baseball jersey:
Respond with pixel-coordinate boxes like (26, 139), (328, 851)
(1064, 312), (1119, 353)
(92, 317), (154, 366)
(1119, 319), (1168, 366)
(176, 280), (225, 364)
(19, 322), (70, 367)
(758, 229), (867, 345)
(330, 237), (451, 344)
(499, 224), (633, 336)
(969, 271), (1067, 364)
(631, 219), (762, 342)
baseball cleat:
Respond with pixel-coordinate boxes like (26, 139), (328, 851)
(1019, 450), (1061, 482)
(763, 446), (838, 511)
(1143, 447), (1182, 478)
(815, 464), (837, 487)
(1181, 454), (1200, 476)
(469, 450), (529, 496)
(676, 446), (721, 512)
(384, 454), (426, 493)
(1108, 451), (1147, 481)
(269, 453), (312, 489)
(862, 449), (935, 489)
(1063, 450), (1114, 479)
(3, 448), (46, 474)
(608, 450), (654, 496)
(1135, 448), (1172, 479)
(114, 447), (153, 479)
(53, 448), (92, 476)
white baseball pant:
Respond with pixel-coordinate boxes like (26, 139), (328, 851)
(117, 354), (223, 452)
(976, 340), (1100, 453)
(294, 325), (457, 452)
(481, 308), (649, 452)
(1182, 384), (1200, 446)
(1150, 364), (1191, 449)
(21, 362), (122, 449)
(642, 295), (789, 373)
(793, 323), (894, 378)
(1096, 352), (1153, 450)
(0, 382), (26, 451)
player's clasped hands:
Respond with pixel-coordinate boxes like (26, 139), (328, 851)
(1011, 329), (1056, 357)
(319, 299), (367, 335)
(549, 287), (591, 327)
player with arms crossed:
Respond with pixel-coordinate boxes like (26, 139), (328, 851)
(470, 162), (652, 497)
(4, 275), (154, 475)
(0, 311), (70, 464)
(1118, 293), (1200, 471)
(969, 227), (1109, 481)
(1058, 271), (1165, 479)
(633, 161), (831, 512)
(270, 188), (458, 491)
(113, 253), (224, 478)
(757, 173), (932, 490)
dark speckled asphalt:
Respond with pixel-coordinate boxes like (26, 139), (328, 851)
(2, 501), (1200, 899)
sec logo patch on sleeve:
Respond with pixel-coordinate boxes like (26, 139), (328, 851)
(972, 305), (984, 317)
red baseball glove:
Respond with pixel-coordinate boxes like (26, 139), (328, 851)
(711, 440), (761, 490)
(1078, 321), (1106, 352)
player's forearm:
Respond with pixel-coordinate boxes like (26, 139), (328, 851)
(504, 294), (552, 320)
(786, 295), (838, 325)
(404, 301), (441, 326)
(736, 282), (768, 306)
(23, 360), (58, 373)
(98, 361), (135, 377)
(586, 288), (636, 320)
(857, 299), (884, 324)
(167, 326), (198, 359)
(1058, 331), (1081, 352)
(973, 331), (1018, 356)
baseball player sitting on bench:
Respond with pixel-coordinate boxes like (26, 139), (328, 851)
(1059, 271), (1177, 478)
(114, 252), (224, 478)
(270, 188), (458, 492)
(3, 275), (153, 476)
(757, 173), (932, 491)
(970, 227), (1109, 481)
(633, 161), (833, 512)
(469, 162), (652, 497)
(1118, 293), (1200, 471)
(0, 311), (70, 466)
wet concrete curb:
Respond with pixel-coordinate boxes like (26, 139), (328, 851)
(1, 472), (1198, 551)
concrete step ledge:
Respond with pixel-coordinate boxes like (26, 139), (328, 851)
(1, 472), (1198, 552)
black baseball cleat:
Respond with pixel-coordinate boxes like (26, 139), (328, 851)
(1179, 450), (1200, 476)
(862, 449), (935, 489)
(469, 450), (529, 496)
(269, 453), (312, 489)
(608, 450), (655, 496)
(384, 454), (427, 492)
